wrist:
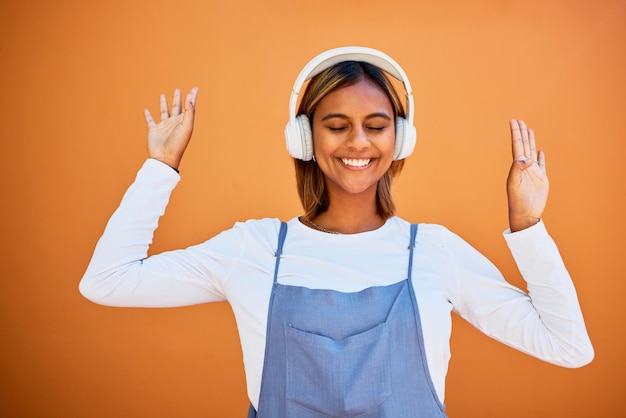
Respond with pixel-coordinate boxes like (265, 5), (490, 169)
(509, 216), (540, 233)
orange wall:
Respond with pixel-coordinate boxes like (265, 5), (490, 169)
(1, 0), (624, 416)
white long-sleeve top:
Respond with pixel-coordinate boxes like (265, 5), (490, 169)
(80, 158), (594, 409)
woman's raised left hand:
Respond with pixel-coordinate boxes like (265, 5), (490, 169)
(144, 87), (199, 170)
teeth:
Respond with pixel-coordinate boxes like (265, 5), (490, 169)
(341, 158), (371, 167)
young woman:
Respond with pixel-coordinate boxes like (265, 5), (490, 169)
(80, 47), (593, 417)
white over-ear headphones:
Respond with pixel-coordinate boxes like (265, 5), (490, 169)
(284, 46), (416, 161)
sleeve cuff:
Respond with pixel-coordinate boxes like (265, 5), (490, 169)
(144, 158), (181, 178)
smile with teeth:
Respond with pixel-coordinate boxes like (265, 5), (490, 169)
(341, 158), (372, 167)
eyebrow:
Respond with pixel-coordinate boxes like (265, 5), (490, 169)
(320, 112), (392, 122)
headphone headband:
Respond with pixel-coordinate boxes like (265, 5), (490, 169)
(285, 46), (416, 161)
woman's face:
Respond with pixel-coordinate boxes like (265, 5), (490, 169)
(312, 78), (395, 201)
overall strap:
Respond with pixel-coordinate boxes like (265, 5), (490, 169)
(250, 221), (289, 417)
(273, 222), (288, 285)
(407, 224), (418, 281)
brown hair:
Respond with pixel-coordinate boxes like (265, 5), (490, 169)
(294, 61), (406, 220)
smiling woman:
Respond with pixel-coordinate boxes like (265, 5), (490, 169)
(79, 47), (593, 417)
(294, 59), (409, 225)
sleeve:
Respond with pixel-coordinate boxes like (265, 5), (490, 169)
(79, 159), (240, 308)
(447, 221), (594, 368)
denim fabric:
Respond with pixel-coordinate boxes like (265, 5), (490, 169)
(249, 223), (446, 417)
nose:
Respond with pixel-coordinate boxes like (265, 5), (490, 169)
(345, 126), (370, 151)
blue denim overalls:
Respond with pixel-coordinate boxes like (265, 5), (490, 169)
(247, 223), (447, 417)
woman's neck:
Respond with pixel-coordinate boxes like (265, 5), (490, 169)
(309, 193), (385, 234)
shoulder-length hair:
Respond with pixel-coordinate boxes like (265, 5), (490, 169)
(294, 61), (406, 220)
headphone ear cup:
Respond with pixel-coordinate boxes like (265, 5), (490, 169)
(297, 114), (314, 161)
(394, 117), (416, 160)
(285, 114), (314, 161)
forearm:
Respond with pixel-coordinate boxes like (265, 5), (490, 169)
(503, 221), (594, 366)
(79, 159), (180, 306)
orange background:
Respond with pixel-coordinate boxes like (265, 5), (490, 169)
(1, 0), (624, 416)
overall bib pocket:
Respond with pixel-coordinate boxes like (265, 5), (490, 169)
(285, 321), (392, 417)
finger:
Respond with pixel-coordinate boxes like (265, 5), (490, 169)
(537, 149), (546, 172)
(182, 88), (199, 129)
(171, 89), (182, 116)
(510, 119), (526, 161)
(159, 93), (169, 121)
(144, 108), (156, 128)
(187, 86), (199, 108)
(518, 120), (531, 159)
(528, 127), (538, 162)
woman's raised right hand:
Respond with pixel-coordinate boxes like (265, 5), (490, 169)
(144, 87), (199, 170)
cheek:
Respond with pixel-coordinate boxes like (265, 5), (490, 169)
(380, 132), (396, 157)
(312, 131), (337, 155)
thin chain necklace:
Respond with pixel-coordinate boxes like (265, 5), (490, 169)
(300, 217), (342, 234)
